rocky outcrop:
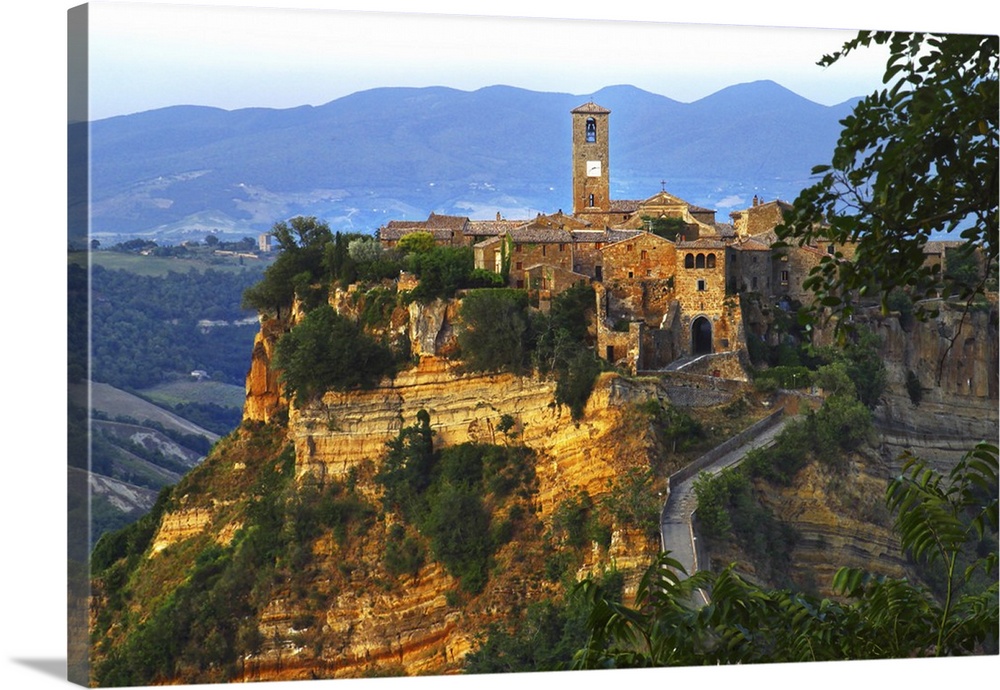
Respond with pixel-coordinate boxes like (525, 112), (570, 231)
(292, 356), (661, 519)
(871, 299), (999, 471)
(244, 314), (289, 423)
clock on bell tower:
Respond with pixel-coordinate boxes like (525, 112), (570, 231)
(571, 102), (611, 216)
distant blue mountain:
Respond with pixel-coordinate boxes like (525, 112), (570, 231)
(86, 82), (858, 241)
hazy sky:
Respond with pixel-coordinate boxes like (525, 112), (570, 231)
(80, 1), (923, 121)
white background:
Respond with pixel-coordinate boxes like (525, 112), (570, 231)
(1, 2), (997, 689)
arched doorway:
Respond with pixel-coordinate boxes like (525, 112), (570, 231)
(692, 317), (713, 355)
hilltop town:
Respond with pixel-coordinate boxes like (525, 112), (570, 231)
(373, 99), (972, 376)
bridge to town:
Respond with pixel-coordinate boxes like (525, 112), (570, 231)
(658, 407), (794, 600)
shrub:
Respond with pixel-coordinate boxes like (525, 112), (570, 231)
(457, 289), (534, 374)
(273, 304), (397, 404)
(906, 369), (924, 406)
(406, 246), (475, 301)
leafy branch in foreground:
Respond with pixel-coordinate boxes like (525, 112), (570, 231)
(777, 32), (998, 329)
(572, 443), (998, 667)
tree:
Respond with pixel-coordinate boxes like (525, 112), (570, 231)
(347, 236), (383, 264)
(243, 216), (333, 315)
(272, 304), (396, 404)
(778, 32), (998, 327)
(396, 231), (437, 256)
(456, 289), (534, 374)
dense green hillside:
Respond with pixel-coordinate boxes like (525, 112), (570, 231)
(72, 247), (270, 546)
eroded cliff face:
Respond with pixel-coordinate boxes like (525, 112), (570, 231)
(292, 358), (659, 517)
(870, 299), (999, 471)
(122, 291), (1000, 683)
(145, 292), (667, 682)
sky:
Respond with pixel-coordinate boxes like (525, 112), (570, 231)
(83, 1), (904, 121)
(2, 3), (999, 690)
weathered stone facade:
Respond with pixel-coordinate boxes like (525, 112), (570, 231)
(571, 102), (611, 217)
(376, 97), (986, 375)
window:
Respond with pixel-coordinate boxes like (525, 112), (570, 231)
(541, 246), (546, 257)
(627, 243), (634, 251)
(780, 270), (789, 284)
(628, 270), (634, 279)
(685, 254), (695, 269)
(751, 276), (758, 290)
(697, 279), (706, 291)
(646, 269), (652, 277)
(706, 253), (716, 268)
(516, 261), (523, 270)
(589, 194), (595, 207)
(696, 253), (706, 269)
(515, 244), (522, 253)
(640, 249), (648, 260)
(586, 117), (597, 143)
(559, 243), (565, 252)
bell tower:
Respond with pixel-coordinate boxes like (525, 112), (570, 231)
(571, 102), (611, 216)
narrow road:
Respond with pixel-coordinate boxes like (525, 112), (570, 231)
(660, 416), (794, 580)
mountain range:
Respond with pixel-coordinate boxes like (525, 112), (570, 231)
(84, 81), (859, 242)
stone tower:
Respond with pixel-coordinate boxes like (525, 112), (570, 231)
(571, 102), (611, 216)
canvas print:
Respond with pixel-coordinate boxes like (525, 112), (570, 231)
(67, 2), (998, 688)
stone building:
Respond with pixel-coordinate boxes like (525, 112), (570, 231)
(375, 98), (889, 373)
(730, 196), (792, 239)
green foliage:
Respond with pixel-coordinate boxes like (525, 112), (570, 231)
(423, 481), (493, 593)
(90, 264), (263, 389)
(642, 399), (704, 454)
(550, 491), (610, 550)
(906, 369), (924, 406)
(395, 231), (437, 256)
(777, 32), (998, 328)
(93, 436), (301, 685)
(813, 360), (856, 398)
(812, 326), (887, 409)
(273, 304), (397, 404)
(642, 215), (687, 241)
(376, 409), (436, 521)
(602, 468), (662, 541)
(243, 216), (333, 315)
(553, 347), (602, 419)
(383, 523), (426, 577)
(533, 283), (601, 419)
(457, 288), (534, 374)
(91, 486), (174, 575)
(405, 245), (476, 302)
(753, 364), (812, 390)
(464, 571), (622, 674)
(375, 412), (537, 594)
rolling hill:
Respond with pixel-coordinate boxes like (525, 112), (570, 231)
(86, 81), (858, 242)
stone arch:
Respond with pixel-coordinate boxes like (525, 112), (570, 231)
(706, 252), (716, 268)
(695, 253), (706, 269)
(692, 316), (713, 355)
(684, 253), (695, 269)
(586, 117), (597, 142)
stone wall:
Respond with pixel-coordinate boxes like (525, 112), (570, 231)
(601, 232), (677, 282)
